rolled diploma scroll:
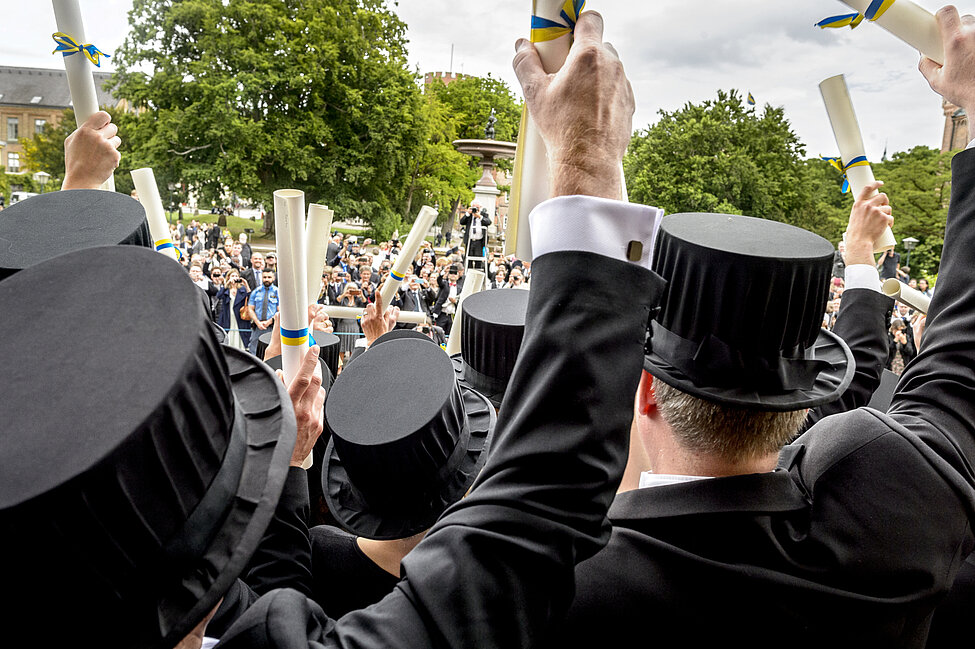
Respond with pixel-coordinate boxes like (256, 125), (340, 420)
(52, 0), (115, 192)
(839, 0), (943, 64)
(882, 278), (932, 314)
(505, 0), (626, 262)
(320, 306), (427, 325)
(306, 203), (334, 305)
(819, 74), (896, 253)
(444, 270), (486, 356)
(377, 205), (438, 309)
(130, 168), (179, 261)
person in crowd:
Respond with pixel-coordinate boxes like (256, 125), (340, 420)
(506, 268), (528, 289)
(887, 318), (917, 374)
(490, 268), (508, 290)
(206, 221), (222, 250)
(216, 268), (252, 351)
(327, 233), (343, 267)
(239, 232), (253, 267)
(359, 272), (377, 303)
(918, 277), (932, 296)
(333, 281), (368, 358)
(878, 247), (901, 280)
(247, 269), (280, 356)
(326, 268), (349, 304)
(832, 240), (846, 279)
(242, 251), (267, 290)
(460, 205), (492, 270)
(432, 264), (464, 335)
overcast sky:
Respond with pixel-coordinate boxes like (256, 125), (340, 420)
(4, 0), (971, 160)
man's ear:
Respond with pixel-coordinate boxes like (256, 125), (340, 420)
(637, 371), (657, 416)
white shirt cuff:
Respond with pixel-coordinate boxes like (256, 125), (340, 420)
(529, 195), (664, 269)
(844, 264), (881, 292)
(967, 137), (975, 150)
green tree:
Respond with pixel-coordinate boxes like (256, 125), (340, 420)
(113, 0), (425, 238)
(625, 90), (812, 227)
(427, 74), (522, 143)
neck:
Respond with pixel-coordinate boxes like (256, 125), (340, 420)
(356, 532), (426, 576)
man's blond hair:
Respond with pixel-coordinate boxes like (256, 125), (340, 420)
(653, 378), (806, 462)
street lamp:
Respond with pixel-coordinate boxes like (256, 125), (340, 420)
(902, 237), (919, 268)
(32, 170), (51, 194)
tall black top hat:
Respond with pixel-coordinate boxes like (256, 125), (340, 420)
(0, 246), (296, 648)
(0, 190), (151, 280)
(644, 213), (854, 411)
(450, 288), (529, 408)
(323, 338), (497, 540)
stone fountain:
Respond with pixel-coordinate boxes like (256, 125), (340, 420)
(452, 109), (517, 237)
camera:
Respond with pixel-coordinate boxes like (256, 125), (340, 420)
(420, 326), (431, 334)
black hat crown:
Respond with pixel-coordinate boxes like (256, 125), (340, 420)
(0, 190), (150, 280)
(644, 213), (854, 410)
(324, 338), (496, 539)
(456, 288), (529, 408)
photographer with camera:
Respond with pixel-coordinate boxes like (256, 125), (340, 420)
(214, 268), (252, 351)
(333, 280), (368, 358)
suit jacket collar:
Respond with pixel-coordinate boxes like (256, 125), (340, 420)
(609, 449), (808, 521)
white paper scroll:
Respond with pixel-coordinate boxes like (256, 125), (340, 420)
(52, 0), (115, 192)
(444, 270), (486, 356)
(819, 74), (897, 253)
(839, 0), (944, 64)
(273, 190), (309, 385)
(130, 168), (179, 261)
(320, 305), (427, 325)
(505, 0), (626, 262)
(305, 203), (334, 305)
(882, 278), (931, 313)
(377, 206), (438, 309)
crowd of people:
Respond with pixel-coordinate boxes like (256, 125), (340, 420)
(7, 6), (975, 649)
(177, 217), (532, 361)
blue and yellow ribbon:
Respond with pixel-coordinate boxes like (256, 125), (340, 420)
(155, 238), (182, 260)
(52, 32), (110, 67)
(747, 92), (756, 106)
(531, 0), (586, 43)
(280, 326), (310, 347)
(390, 269), (405, 282)
(816, 0), (895, 29)
(822, 155), (870, 193)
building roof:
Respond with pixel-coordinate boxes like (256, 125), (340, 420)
(0, 65), (116, 110)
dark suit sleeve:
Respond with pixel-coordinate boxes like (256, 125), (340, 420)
(803, 288), (893, 430)
(220, 250), (665, 649)
(888, 149), (975, 504)
(242, 467), (315, 598)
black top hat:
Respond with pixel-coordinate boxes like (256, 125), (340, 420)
(644, 213), (854, 411)
(449, 288), (529, 408)
(0, 246), (296, 648)
(323, 338), (497, 540)
(0, 190), (151, 280)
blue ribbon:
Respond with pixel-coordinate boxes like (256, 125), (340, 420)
(52, 32), (110, 67)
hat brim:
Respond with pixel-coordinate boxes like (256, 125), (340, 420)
(450, 353), (505, 409)
(643, 327), (855, 412)
(158, 345), (296, 647)
(323, 380), (497, 540)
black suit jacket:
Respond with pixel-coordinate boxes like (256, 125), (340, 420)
(432, 275), (464, 318)
(217, 250), (665, 648)
(552, 149), (975, 648)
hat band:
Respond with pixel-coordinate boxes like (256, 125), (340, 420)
(648, 321), (834, 393)
(163, 402), (247, 562)
(461, 358), (509, 398)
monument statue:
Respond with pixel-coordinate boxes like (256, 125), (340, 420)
(484, 108), (497, 140)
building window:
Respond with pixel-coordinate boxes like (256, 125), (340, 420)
(30, 96), (42, 104)
(34, 119), (46, 135)
(7, 152), (20, 173)
(7, 117), (18, 142)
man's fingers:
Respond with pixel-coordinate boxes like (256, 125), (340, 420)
(604, 42), (621, 60)
(289, 345), (321, 399)
(513, 39), (549, 104)
(918, 55), (942, 87)
(856, 180), (884, 202)
(936, 5), (962, 43)
(388, 306), (400, 328)
(99, 122), (119, 139)
(109, 136), (122, 149)
(374, 290), (383, 312)
(573, 11), (605, 46)
(84, 110), (111, 130)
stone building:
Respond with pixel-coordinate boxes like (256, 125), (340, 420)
(0, 65), (119, 182)
(942, 99), (969, 152)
